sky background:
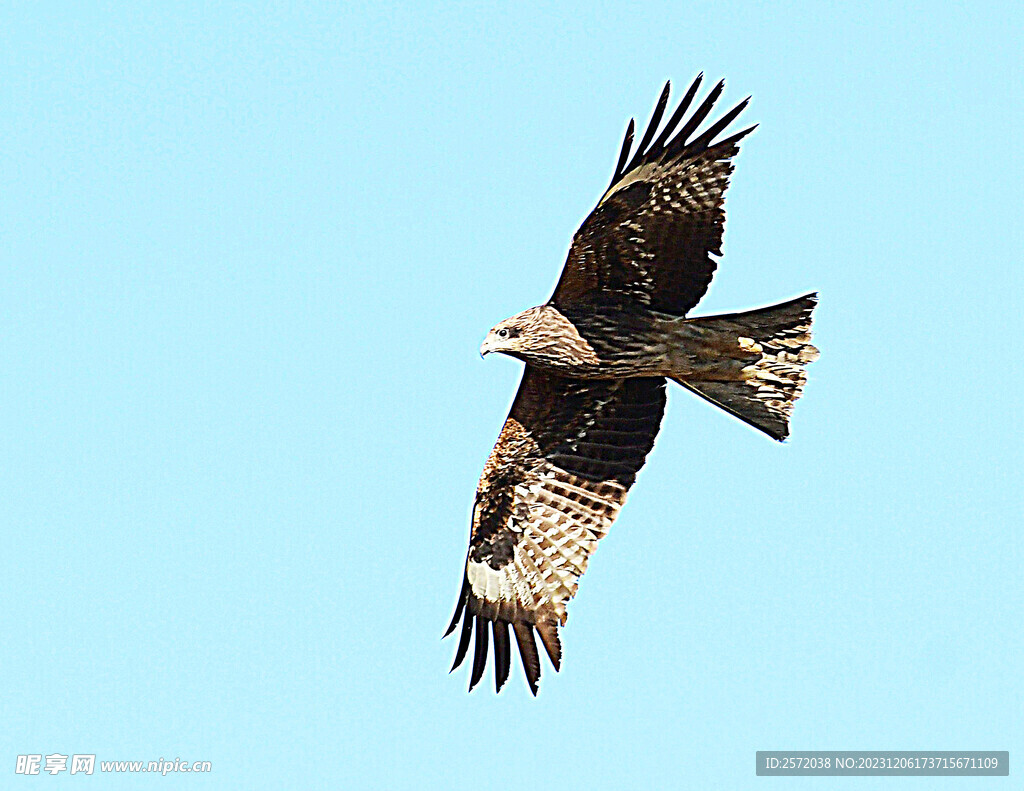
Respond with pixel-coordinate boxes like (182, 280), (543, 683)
(2, 1), (1021, 789)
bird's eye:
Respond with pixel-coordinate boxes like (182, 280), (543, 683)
(497, 328), (509, 338)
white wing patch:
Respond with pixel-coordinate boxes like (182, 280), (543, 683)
(466, 464), (627, 626)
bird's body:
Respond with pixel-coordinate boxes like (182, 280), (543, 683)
(483, 298), (816, 382)
(446, 75), (819, 695)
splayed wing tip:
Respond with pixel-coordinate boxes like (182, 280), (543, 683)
(607, 74), (752, 193)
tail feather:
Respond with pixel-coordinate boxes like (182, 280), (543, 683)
(674, 293), (819, 441)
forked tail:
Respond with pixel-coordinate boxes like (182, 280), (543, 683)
(673, 293), (819, 441)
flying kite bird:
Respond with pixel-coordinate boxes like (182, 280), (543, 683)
(445, 74), (819, 695)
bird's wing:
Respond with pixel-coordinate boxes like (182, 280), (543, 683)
(446, 368), (666, 694)
(550, 75), (755, 316)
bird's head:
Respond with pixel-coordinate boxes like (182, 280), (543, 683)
(479, 306), (551, 359)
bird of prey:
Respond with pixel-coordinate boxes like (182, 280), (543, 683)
(445, 75), (818, 695)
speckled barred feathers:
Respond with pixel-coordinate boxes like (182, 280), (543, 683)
(448, 74), (819, 694)
(446, 375), (666, 694)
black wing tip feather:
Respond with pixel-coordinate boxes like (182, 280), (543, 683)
(610, 73), (752, 187)
(716, 122), (758, 150)
(536, 622), (562, 671)
(513, 623), (542, 696)
(651, 72), (703, 154)
(468, 615), (489, 691)
(629, 80), (672, 172)
(492, 620), (511, 693)
(610, 118), (636, 190)
(449, 604), (474, 673)
(688, 95), (751, 151)
(447, 606), (557, 695)
(443, 579), (469, 638)
(668, 79), (725, 155)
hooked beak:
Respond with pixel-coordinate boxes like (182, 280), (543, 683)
(479, 336), (497, 358)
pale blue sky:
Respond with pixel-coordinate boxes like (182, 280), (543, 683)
(2, 2), (1021, 789)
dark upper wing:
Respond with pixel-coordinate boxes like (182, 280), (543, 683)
(550, 75), (755, 316)
(445, 368), (666, 694)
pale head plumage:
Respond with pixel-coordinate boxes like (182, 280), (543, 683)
(480, 306), (547, 357)
(480, 305), (600, 368)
